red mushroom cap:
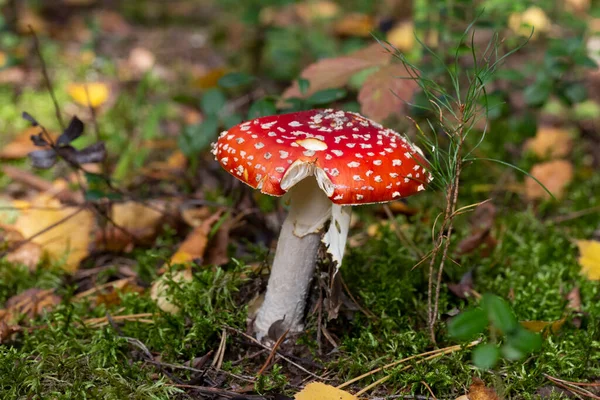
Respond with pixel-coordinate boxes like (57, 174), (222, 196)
(212, 109), (431, 205)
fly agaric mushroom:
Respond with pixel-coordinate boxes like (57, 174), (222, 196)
(212, 109), (431, 340)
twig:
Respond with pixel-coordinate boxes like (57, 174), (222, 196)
(257, 328), (289, 376)
(337, 340), (480, 390)
(224, 325), (328, 381)
(170, 384), (266, 399)
(29, 26), (64, 130)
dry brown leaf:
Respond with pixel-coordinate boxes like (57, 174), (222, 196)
(94, 279), (144, 306)
(0, 51), (7, 68)
(576, 239), (600, 280)
(294, 382), (357, 400)
(385, 201), (419, 216)
(468, 378), (499, 400)
(0, 127), (58, 159)
(68, 82), (110, 108)
(280, 43), (391, 104)
(168, 211), (224, 267)
(2, 288), (61, 325)
(150, 269), (193, 314)
(525, 160), (574, 200)
(524, 126), (573, 159)
(358, 63), (418, 121)
(6, 242), (43, 271)
(193, 67), (229, 89)
(333, 13), (375, 37)
(13, 194), (93, 272)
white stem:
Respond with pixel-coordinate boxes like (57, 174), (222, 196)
(253, 178), (331, 341)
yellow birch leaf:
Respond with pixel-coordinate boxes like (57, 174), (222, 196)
(13, 194), (93, 272)
(577, 240), (600, 280)
(294, 382), (358, 400)
(68, 82), (110, 108)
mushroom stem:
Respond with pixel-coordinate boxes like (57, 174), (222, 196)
(254, 178), (332, 340)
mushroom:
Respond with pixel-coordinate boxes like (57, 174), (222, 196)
(212, 109), (431, 340)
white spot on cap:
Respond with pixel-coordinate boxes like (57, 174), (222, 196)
(418, 184), (425, 191)
(221, 157), (228, 165)
(297, 138), (327, 151)
(348, 161), (360, 168)
(374, 176), (382, 182)
(240, 151), (246, 158)
(255, 142), (265, 149)
(366, 170), (373, 177)
(392, 159), (402, 166)
(264, 152), (272, 159)
(346, 143), (356, 148)
(390, 173), (399, 178)
(261, 121), (276, 129)
(330, 168), (340, 177)
(392, 191), (401, 198)
(353, 175), (363, 181)
(373, 160), (382, 166)
(236, 138), (245, 144)
(275, 167), (285, 173)
(268, 132), (277, 137)
(289, 121), (302, 127)
(332, 150), (344, 157)
(334, 194), (343, 200)
(356, 194), (364, 200)
(279, 150), (289, 159)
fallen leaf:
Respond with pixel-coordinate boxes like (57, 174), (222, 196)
(0, 51), (7, 68)
(385, 201), (419, 216)
(448, 270), (475, 299)
(457, 202), (497, 257)
(576, 240), (600, 280)
(386, 21), (415, 52)
(508, 6), (551, 38)
(280, 43), (391, 104)
(333, 13), (375, 37)
(6, 242), (43, 271)
(193, 67), (229, 89)
(525, 160), (574, 200)
(168, 211), (224, 267)
(521, 318), (566, 335)
(94, 279), (144, 306)
(567, 287), (582, 312)
(0, 127), (58, 159)
(68, 82), (110, 108)
(150, 269), (193, 314)
(296, 1), (340, 23)
(2, 288), (61, 325)
(294, 382), (357, 400)
(467, 377), (499, 400)
(13, 194), (93, 272)
(358, 63), (419, 121)
(524, 126), (573, 159)
(96, 201), (166, 251)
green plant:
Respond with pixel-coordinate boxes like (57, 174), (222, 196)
(448, 293), (542, 369)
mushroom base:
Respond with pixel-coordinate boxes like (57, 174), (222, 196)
(253, 178), (332, 341)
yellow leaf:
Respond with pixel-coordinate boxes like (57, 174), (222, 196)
(150, 269), (193, 314)
(386, 21), (415, 52)
(508, 6), (550, 38)
(68, 82), (110, 108)
(524, 126), (573, 159)
(294, 382), (357, 400)
(525, 160), (573, 200)
(520, 318), (566, 335)
(577, 240), (600, 280)
(334, 13), (375, 37)
(13, 194), (94, 272)
(0, 52), (7, 68)
(193, 67), (229, 89)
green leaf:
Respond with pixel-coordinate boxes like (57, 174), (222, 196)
(248, 98), (277, 120)
(448, 308), (488, 341)
(481, 293), (518, 334)
(297, 78), (310, 95)
(472, 343), (499, 370)
(573, 54), (598, 69)
(524, 78), (552, 107)
(200, 88), (227, 116)
(500, 342), (525, 360)
(306, 88), (347, 105)
(178, 116), (219, 157)
(218, 72), (255, 89)
(281, 97), (308, 112)
(507, 327), (543, 353)
(563, 83), (587, 104)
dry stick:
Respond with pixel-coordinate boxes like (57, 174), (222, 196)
(224, 325), (327, 381)
(337, 340), (480, 390)
(544, 374), (600, 399)
(29, 27), (64, 130)
(340, 275), (377, 319)
(421, 380), (437, 400)
(354, 341), (479, 397)
(170, 384), (266, 399)
(256, 328), (289, 376)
